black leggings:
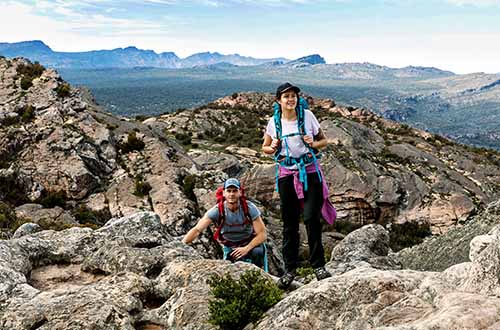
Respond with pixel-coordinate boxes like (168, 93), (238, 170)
(279, 173), (325, 272)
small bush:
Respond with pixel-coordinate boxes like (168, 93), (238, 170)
(296, 266), (315, 284)
(17, 104), (35, 123)
(174, 132), (192, 145)
(72, 205), (111, 228)
(0, 202), (28, 233)
(389, 221), (432, 251)
(134, 115), (150, 122)
(16, 62), (45, 90)
(38, 190), (68, 209)
(119, 132), (145, 153)
(20, 76), (33, 90)
(207, 270), (282, 330)
(36, 218), (75, 231)
(16, 62), (44, 78)
(106, 123), (118, 130)
(0, 174), (28, 206)
(134, 176), (152, 197)
(55, 83), (71, 98)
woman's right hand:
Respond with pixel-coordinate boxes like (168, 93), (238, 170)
(271, 139), (280, 149)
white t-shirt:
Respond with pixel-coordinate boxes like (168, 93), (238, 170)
(265, 109), (321, 159)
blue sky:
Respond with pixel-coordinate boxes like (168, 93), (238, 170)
(1, 0), (499, 73)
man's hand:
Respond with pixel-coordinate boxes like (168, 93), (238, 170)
(230, 246), (250, 260)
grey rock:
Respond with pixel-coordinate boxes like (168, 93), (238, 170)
(328, 224), (402, 274)
(11, 223), (42, 239)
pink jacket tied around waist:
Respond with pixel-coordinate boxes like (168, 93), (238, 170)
(278, 163), (336, 225)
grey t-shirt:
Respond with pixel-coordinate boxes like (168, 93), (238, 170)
(206, 201), (261, 243)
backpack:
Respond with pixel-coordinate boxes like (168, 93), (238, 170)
(212, 185), (253, 245)
(272, 97), (322, 192)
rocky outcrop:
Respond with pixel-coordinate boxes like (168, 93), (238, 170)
(397, 199), (500, 271)
(249, 206), (500, 329)
(0, 212), (271, 329)
(2, 207), (500, 329)
(328, 224), (402, 274)
(0, 57), (202, 240)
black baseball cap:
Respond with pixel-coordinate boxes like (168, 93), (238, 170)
(276, 82), (300, 98)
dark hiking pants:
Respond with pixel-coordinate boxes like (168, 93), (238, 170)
(279, 173), (325, 273)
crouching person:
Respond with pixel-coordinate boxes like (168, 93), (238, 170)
(182, 178), (268, 271)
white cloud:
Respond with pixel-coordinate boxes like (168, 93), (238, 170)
(0, 1), (178, 51)
(446, 0), (500, 6)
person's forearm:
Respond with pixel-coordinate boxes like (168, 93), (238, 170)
(312, 138), (328, 149)
(262, 145), (276, 155)
(182, 227), (201, 244)
(245, 231), (266, 251)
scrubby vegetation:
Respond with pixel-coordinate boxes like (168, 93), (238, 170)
(55, 83), (71, 98)
(0, 202), (28, 235)
(16, 61), (45, 90)
(118, 132), (145, 153)
(0, 173), (28, 206)
(37, 190), (68, 209)
(133, 176), (152, 197)
(72, 205), (112, 228)
(389, 221), (432, 251)
(207, 270), (282, 330)
(1, 104), (36, 127)
(295, 266), (315, 284)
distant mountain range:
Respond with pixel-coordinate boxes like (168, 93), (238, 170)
(2, 41), (499, 150)
(0, 40), (327, 69)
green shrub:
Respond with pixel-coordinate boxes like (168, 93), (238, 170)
(389, 221), (432, 251)
(0, 202), (28, 232)
(37, 218), (76, 231)
(20, 76), (33, 90)
(17, 104), (35, 123)
(0, 174), (28, 206)
(119, 132), (145, 153)
(106, 123), (118, 130)
(38, 190), (67, 209)
(16, 62), (44, 78)
(55, 83), (71, 98)
(207, 270), (282, 330)
(174, 132), (192, 145)
(296, 266), (315, 284)
(134, 176), (152, 197)
(72, 205), (111, 228)
(134, 115), (150, 122)
(16, 62), (45, 90)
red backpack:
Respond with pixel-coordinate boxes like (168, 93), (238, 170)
(212, 185), (252, 244)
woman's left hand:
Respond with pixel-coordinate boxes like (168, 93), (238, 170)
(303, 135), (314, 146)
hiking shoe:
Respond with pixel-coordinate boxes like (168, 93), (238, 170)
(314, 267), (332, 281)
(277, 272), (295, 289)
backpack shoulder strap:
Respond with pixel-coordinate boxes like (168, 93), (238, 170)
(213, 186), (225, 241)
(239, 187), (252, 225)
(297, 97), (308, 136)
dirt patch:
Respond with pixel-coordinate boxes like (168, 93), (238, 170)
(29, 263), (105, 291)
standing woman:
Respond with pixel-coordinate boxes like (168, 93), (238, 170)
(262, 82), (336, 289)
